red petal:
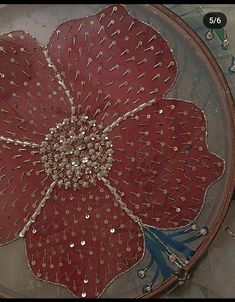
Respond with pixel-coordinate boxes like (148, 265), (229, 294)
(47, 4), (177, 126)
(0, 142), (49, 244)
(108, 99), (224, 229)
(24, 182), (144, 298)
(0, 31), (71, 144)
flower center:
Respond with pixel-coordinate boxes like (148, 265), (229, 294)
(40, 115), (114, 190)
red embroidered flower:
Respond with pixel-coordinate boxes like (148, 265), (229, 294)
(0, 4), (224, 298)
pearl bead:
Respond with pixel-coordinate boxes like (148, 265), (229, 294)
(200, 228), (208, 235)
(138, 270), (146, 278)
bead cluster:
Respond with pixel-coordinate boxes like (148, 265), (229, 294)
(40, 115), (114, 190)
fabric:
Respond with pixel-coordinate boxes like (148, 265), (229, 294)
(0, 4), (224, 298)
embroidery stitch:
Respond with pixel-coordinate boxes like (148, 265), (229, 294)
(0, 4), (224, 298)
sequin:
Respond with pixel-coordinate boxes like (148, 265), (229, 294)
(40, 116), (113, 190)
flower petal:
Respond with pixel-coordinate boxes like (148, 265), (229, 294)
(0, 31), (71, 143)
(24, 182), (144, 298)
(0, 142), (49, 244)
(47, 4), (177, 126)
(107, 99), (224, 229)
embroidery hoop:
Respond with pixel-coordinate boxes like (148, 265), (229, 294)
(141, 4), (235, 298)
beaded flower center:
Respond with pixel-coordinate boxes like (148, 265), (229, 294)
(40, 115), (114, 190)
